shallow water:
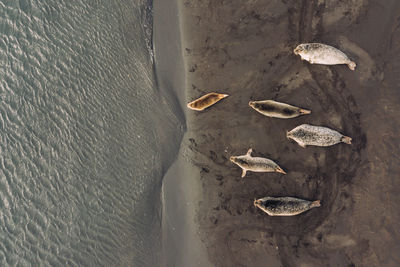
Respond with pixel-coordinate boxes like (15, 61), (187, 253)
(0, 0), (183, 265)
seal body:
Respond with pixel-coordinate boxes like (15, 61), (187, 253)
(187, 92), (228, 111)
(287, 124), (352, 147)
(249, 100), (311, 119)
(254, 197), (321, 216)
(294, 43), (356, 70)
(230, 148), (286, 177)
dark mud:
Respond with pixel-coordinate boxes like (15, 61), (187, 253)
(180, 0), (400, 266)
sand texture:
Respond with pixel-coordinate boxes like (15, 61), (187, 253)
(179, 0), (400, 266)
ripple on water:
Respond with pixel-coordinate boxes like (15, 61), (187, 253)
(0, 0), (182, 266)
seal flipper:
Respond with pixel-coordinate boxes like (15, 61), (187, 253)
(341, 136), (352, 144)
(299, 108), (311, 115)
(241, 169), (247, 178)
(246, 148), (253, 156)
(310, 200), (321, 208)
(297, 141), (307, 148)
(348, 61), (356, 71)
(275, 166), (287, 174)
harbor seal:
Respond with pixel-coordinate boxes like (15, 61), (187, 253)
(287, 124), (352, 147)
(230, 148), (286, 177)
(254, 196), (321, 216)
(294, 43), (356, 70)
(249, 100), (311, 119)
(187, 92), (229, 111)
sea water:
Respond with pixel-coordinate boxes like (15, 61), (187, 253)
(0, 0), (183, 265)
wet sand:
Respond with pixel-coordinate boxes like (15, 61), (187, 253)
(178, 1), (400, 266)
(153, 0), (212, 266)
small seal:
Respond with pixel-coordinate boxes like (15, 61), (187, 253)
(294, 43), (356, 70)
(287, 124), (352, 147)
(187, 92), (229, 111)
(249, 100), (311, 119)
(254, 196), (321, 216)
(230, 148), (286, 177)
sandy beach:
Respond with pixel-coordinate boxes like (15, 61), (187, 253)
(164, 0), (400, 266)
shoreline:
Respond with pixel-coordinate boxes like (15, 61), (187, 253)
(153, 0), (211, 266)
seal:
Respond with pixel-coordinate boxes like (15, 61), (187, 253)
(294, 43), (356, 70)
(187, 92), (229, 111)
(254, 196), (321, 216)
(249, 100), (311, 119)
(287, 124), (352, 147)
(230, 148), (286, 177)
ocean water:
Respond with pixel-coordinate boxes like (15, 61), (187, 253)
(0, 0), (183, 266)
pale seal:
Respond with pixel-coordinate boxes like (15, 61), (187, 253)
(230, 148), (286, 177)
(249, 100), (311, 119)
(294, 43), (356, 70)
(254, 196), (321, 216)
(287, 124), (352, 147)
(187, 92), (229, 111)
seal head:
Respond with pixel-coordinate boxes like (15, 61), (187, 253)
(294, 44), (308, 55)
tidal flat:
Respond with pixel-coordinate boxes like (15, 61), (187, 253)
(161, 1), (400, 266)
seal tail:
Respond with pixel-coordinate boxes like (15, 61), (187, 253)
(341, 136), (352, 144)
(310, 200), (321, 208)
(276, 166), (287, 174)
(348, 61), (356, 71)
(299, 108), (311, 115)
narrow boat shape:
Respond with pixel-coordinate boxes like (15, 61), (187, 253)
(187, 92), (229, 111)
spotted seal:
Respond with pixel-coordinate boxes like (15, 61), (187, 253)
(294, 43), (356, 70)
(287, 124), (352, 147)
(187, 92), (228, 111)
(230, 148), (286, 177)
(249, 100), (311, 119)
(254, 196), (321, 216)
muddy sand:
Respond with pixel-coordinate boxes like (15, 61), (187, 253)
(165, 1), (400, 266)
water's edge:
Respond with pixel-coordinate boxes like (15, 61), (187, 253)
(153, 0), (213, 266)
